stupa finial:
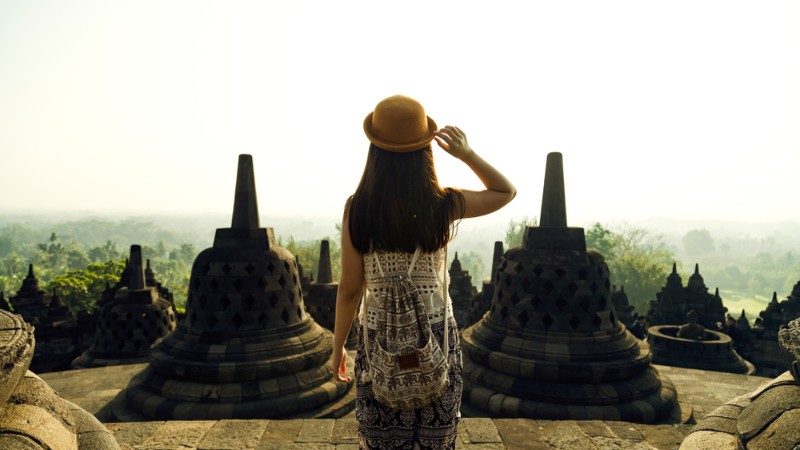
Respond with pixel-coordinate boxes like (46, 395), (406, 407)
(231, 154), (260, 230)
(128, 245), (146, 290)
(539, 152), (567, 227)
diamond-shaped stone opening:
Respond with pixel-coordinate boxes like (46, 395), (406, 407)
(542, 313), (554, 329)
(589, 281), (599, 294)
(267, 262), (276, 273)
(543, 280), (556, 294)
(202, 263), (211, 275)
(222, 263), (232, 275)
(596, 266), (604, 276)
(518, 310), (529, 327)
(533, 266), (544, 276)
(278, 275), (287, 287)
(510, 292), (520, 305)
(555, 296), (567, 310)
(209, 279), (219, 292)
(257, 312), (268, 326)
(609, 311), (616, 324)
(497, 291), (504, 301)
(244, 295), (256, 309)
(579, 298), (590, 311)
(604, 278), (610, 290)
(220, 295), (231, 310)
(245, 263), (255, 275)
(555, 267), (567, 278)
(521, 278), (532, 292)
(566, 282), (578, 297)
(233, 279), (244, 292)
(283, 261), (291, 272)
(207, 312), (219, 329)
(269, 293), (279, 308)
(569, 315), (581, 330)
(281, 308), (290, 324)
(531, 295), (542, 309)
(296, 305), (302, 318)
(198, 295), (208, 308)
(578, 267), (589, 280)
(232, 312), (243, 329)
(504, 275), (512, 287)
(514, 262), (524, 273)
(258, 278), (267, 290)
(597, 296), (607, 308)
(592, 313), (602, 327)
(499, 261), (508, 271)
(500, 306), (508, 319)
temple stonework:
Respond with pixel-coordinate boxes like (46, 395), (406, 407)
(460, 152), (678, 422)
(681, 317), (800, 449)
(72, 245), (177, 368)
(9, 265), (79, 373)
(464, 241), (503, 327)
(123, 154), (353, 419)
(611, 285), (636, 326)
(304, 239), (358, 348)
(448, 252), (477, 326)
(740, 281), (800, 377)
(648, 263), (727, 330)
(0, 309), (119, 448)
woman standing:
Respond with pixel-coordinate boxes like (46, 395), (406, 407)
(332, 95), (516, 449)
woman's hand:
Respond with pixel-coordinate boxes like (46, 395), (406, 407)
(434, 126), (474, 161)
(333, 344), (352, 383)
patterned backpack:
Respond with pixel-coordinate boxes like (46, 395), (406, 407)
(359, 247), (451, 410)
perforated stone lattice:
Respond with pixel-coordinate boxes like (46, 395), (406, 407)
(91, 301), (177, 357)
(487, 250), (616, 334)
(185, 258), (306, 333)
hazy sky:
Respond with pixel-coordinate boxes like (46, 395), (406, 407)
(1, 1), (798, 228)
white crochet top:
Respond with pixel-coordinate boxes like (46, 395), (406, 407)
(359, 247), (453, 330)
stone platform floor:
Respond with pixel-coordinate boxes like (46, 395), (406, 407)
(40, 363), (772, 449)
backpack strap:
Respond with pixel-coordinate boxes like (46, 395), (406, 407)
(441, 245), (449, 374)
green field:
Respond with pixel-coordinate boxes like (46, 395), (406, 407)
(720, 289), (773, 326)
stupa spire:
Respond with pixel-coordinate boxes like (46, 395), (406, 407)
(490, 241), (504, 283)
(539, 152), (567, 227)
(231, 154), (260, 230)
(127, 245), (146, 290)
(317, 239), (332, 284)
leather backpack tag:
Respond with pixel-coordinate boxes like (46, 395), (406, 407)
(398, 351), (419, 369)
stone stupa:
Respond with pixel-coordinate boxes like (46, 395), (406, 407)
(304, 239), (358, 348)
(464, 241), (504, 327)
(9, 265), (79, 373)
(460, 152), (678, 422)
(448, 252), (477, 326)
(0, 309), (120, 448)
(648, 264), (727, 330)
(611, 285), (636, 326)
(123, 154), (353, 420)
(72, 245), (177, 368)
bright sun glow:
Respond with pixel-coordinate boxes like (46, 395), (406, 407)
(1, 1), (798, 228)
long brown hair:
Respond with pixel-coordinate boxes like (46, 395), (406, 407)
(347, 144), (465, 254)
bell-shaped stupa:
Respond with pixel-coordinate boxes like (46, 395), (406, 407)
(449, 252), (477, 326)
(464, 241), (504, 327)
(72, 245), (177, 368)
(461, 152), (678, 422)
(124, 155), (353, 419)
(304, 239), (358, 348)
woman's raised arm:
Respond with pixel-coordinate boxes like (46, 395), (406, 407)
(434, 126), (516, 219)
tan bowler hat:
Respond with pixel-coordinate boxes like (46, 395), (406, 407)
(363, 95), (437, 153)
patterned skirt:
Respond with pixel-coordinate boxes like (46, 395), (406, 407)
(355, 318), (463, 450)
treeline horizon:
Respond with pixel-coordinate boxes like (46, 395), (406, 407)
(0, 215), (797, 322)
